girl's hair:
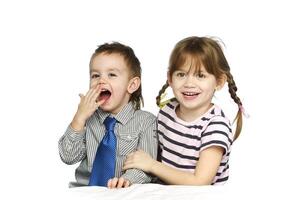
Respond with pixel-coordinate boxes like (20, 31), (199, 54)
(90, 42), (143, 110)
(156, 36), (243, 141)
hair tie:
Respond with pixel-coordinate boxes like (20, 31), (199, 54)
(239, 105), (250, 118)
(158, 92), (171, 108)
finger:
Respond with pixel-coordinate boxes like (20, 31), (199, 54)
(96, 98), (106, 107)
(123, 157), (132, 167)
(90, 79), (98, 88)
(110, 177), (118, 189)
(86, 85), (100, 103)
(78, 94), (86, 106)
(90, 85), (102, 103)
(123, 163), (132, 170)
(126, 152), (135, 158)
(117, 177), (124, 189)
(86, 84), (101, 100)
(107, 179), (112, 188)
(82, 90), (93, 105)
(123, 180), (130, 188)
(79, 93), (84, 101)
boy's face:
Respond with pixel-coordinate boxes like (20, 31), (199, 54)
(90, 53), (138, 114)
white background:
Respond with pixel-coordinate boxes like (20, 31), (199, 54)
(0, 0), (300, 199)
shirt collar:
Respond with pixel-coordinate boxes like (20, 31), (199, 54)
(96, 102), (135, 125)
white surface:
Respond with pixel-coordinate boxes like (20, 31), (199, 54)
(63, 184), (228, 200)
(59, 183), (298, 200)
(0, 0), (300, 199)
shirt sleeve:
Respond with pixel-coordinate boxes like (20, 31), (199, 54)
(200, 116), (233, 154)
(58, 124), (87, 165)
(121, 114), (158, 184)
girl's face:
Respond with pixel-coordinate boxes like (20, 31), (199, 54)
(168, 62), (221, 119)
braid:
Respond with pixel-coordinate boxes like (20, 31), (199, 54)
(227, 73), (242, 106)
(156, 81), (169, 107)
(226, 72), (243, 141)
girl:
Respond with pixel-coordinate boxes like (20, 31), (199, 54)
(123, 36), (244, 185)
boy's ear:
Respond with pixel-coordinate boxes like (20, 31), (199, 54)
(215, 74), (227, 91)
(127, 77), (141, 94)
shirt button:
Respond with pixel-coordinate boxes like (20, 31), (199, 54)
(127, 135), (131, 140)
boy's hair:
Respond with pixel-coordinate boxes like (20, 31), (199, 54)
(156, 36), (243, 141)
(90, 42), (143, 110)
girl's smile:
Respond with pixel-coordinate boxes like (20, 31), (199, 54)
(168, 63), (220, 121)
(181, 91), (201, 100)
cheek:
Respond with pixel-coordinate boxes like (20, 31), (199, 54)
(205, 84), (217, 95)
(170, 79), (182, 90)
(112, 82), (128, 94)
(89, 79), (97, 88)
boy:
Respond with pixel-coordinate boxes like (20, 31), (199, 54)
(58, 42), (157, 188)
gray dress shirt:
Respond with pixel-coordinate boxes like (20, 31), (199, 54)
(58, 102), (157, 186)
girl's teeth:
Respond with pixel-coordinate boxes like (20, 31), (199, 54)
(184, 92), (197, 96)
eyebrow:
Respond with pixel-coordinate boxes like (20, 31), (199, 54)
(176, 68), (205, 73)
(90, 67), (121, 73)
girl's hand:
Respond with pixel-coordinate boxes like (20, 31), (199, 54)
(123, 150), (155, 173)
(71, 84), (105, 131)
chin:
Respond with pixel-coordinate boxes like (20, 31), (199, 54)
(101, 105), (120, 115)
(100, 104), (112, 112)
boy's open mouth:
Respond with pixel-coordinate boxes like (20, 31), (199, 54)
(98, 89), (111, 102)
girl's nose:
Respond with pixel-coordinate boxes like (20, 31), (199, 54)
(183, 75), (195, 87)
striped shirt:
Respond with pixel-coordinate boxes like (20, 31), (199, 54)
(58, 102), (157, 186)
(157, 100), (233, 185)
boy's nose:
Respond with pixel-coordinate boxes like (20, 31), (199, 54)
(97, 76), (108, 84)
(90, 77), (107, 88)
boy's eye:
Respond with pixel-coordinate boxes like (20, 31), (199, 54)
(91, 74), (100, 79)
(108, 73), (117, 77)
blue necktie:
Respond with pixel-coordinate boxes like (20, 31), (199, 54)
(89, 117), (117, 186)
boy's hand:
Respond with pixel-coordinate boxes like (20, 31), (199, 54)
(123, 150), (155, 173)
(71, 84), (105, 132)
(107, 177), (131, 189)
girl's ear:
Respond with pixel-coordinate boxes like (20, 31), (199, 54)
(127, 77), (141, 94)
(215, 74), (227, 91)
(167, 72), (172, 85)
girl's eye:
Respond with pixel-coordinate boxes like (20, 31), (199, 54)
(91, 74), (100, 79)
(176, 72), (186, 78)
(196, 73), (205, 79)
